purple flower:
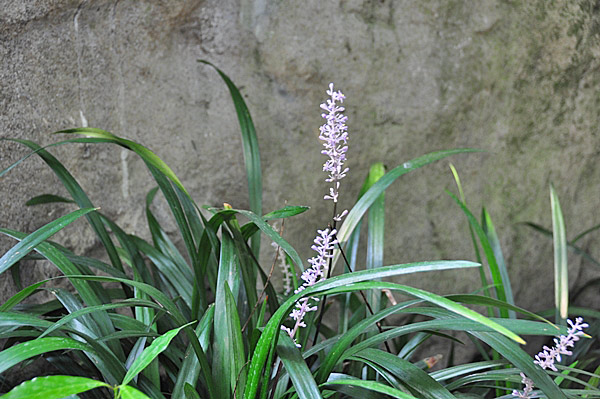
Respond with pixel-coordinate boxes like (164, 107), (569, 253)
(281, 229), (337, 347)
(319, 83), (348, 206)
(512, 373), (534, 398)
(532, 317), (588, 371)
(513, 317), (589, 398)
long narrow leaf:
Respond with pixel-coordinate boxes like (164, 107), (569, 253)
(471, 331), (568, 398)
(263, 205), (309, 220)
(333, 149), (481, 272)
(122, 322), (194, 386)
(447, 191), (508, 317)
(550, 184), (568, 322)
(1, 376), (110, 399)
(172, 306), (215, 399)
(243, 260), (527, 399)
(4, 138), (125, 276)
(481, 208), (515, 318)
(353, 348), (456, 399)
(25, 194), (76, 205)
(199, 60), (263, 256)
(0, 207), (97, 275)
(39, 299), (163, 339)
(56, 129), (187, 195)
(0, 337), (94, 374)
(324, 379), (418, 398)
(521, 222), (600, 269)
(0, 280), (48, 312)
(58, 274), (216, 397)
(366, 162), (385, 312)
(0, 228), (121, 359)
(219, 208), (304, 271)
(317, 300), (419, 383)
(119, 385), (154, 399)
(277, 331), (322, 399)
(214, 232), (244, 398)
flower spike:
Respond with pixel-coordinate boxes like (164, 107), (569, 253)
(281, 228), (337, 347)
(513, 317), (589, 398)
(319, 83), (348, 208)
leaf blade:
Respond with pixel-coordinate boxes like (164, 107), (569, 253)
(2, 376), (110, 399)
(550, 184), (568, 322)
(200, 60), (263, 256)
(334, 149), (481, 271)
(122, 322), (194, 386)
(0, 207), (97, 276)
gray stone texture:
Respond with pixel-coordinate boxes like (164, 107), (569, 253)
(1, 0), (599, 341)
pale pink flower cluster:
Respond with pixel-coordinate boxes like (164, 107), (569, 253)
(533, 317), (588, 371)
(280, 84), (349, 347)
(319, 83), (348, 207)
(512, 317), (589, 398)
(281, 229), (337, 347)
(512, 373), (534, 398)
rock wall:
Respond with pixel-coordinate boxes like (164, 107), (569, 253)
(1, 0), (599, 319)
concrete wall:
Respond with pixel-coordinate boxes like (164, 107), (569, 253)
(2, 0), (599, 318)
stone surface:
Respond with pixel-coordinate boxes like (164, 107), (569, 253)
(1, 0), (599, 354)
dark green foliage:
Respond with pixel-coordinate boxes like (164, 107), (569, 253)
(0, 67), (597, 399)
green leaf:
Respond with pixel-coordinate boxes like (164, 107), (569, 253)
(317, 300), (419, 383)
(429, 360), (507, 382)
(2, 376), (110, 399)
(448, 163), (491, 317)
(481, 208), (516, 318)
(130, 235), (193, 309)
(323, 378), (418, 398)
(263, 205), (310, 220)
(214, 236), (246, 399)
(184, 383), (202, 399)
(471, 331), (568, 398)
(0, 279), (48, 312)
(39, 298), (164, 339)
(25, 194), (76, 206)
(50, 274), (215, 396)
(446, 295), (553, 326)
(0, 228), (122, 363)
(585, 364), (600, 397)
(572, 223), (600, 244)
(118, 385), (154, 399)
(521, 222), (600, 269)
(4, 138), (126, 278)
(172, 306), (215, 399)
(0, 207), (97, 276)
(219, 208), (304, 271)
(244, 260), (526, 399)
(200, 60), (263, 256)
(322, 313), (562, 370)
(0, 337), (94, 374)
(366, 162), (385, 312)
(122, 321), (194, 386)
(57, 128), (188, 196)
(225, 281), (247, 397)
(334, 149), (481, 272)
(338, 169), (373, 335)
(353, 348), (456, 399)
(550, 184), (568, 322)
(277, 331), (322, 399)
(447, 191), (508, 317)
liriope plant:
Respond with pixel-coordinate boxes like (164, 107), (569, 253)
(0, 62), (597, 399)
